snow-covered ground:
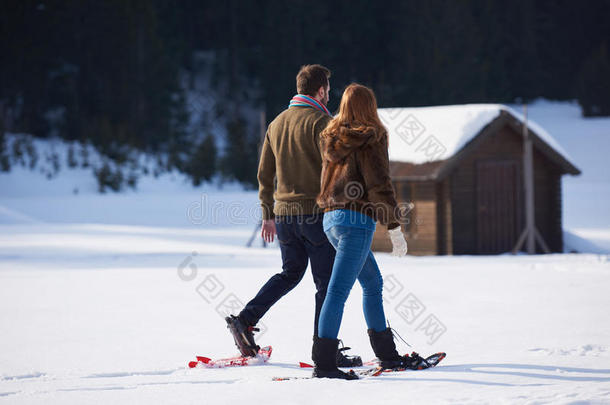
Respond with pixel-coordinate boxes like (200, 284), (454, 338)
(1, 100), (609, 404)
(1, 223), (609, 404)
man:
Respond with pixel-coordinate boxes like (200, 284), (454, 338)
(226, 64), (361, 367)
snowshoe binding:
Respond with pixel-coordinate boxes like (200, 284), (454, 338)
(336, 340), (363, 367)
(225, 315), (260, 357)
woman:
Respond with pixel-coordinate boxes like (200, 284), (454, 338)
(312, 83), (412, 380)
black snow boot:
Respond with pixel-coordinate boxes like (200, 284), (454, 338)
(312, 336), (359, 380)
(312, 336), (363, 367)
(225, 315), (260, 357)
(336, 340), (363, 367)
(368, 328), (421, 370)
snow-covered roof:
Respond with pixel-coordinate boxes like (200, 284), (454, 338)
(378, 104), (575, 167)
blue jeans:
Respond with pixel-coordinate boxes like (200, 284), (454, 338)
(317, 224), (387, 339)
(239, 214), (335, 336)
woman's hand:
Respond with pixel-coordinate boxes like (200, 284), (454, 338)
(388, 227), (408, 256)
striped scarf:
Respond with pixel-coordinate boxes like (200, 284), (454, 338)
(289, 94), (331, 116)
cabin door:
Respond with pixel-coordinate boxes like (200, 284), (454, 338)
(476, 160), (521, 254)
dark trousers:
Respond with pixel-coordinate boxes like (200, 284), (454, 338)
(239, 214), (335, 336)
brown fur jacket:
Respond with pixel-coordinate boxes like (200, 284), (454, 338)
(316, 124), (400, 229)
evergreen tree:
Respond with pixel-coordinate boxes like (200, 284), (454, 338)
(0, 132), (9, 172)
(1, 0), (610, 191)
(94, 162), (124, 193)
(187, 135), (217, 186)
(220, 115), (259, 188)
(576, 43), (610, 117)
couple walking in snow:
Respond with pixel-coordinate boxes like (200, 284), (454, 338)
(226, 64), (416, 380)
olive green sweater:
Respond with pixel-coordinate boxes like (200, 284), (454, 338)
(257, 106), (331, 219)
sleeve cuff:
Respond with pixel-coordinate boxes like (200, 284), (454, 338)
(387, 222), (400, 230)
(261, 205), (275, 220)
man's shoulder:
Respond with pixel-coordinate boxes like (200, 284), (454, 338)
(269, 108), (292, 125)
(299, 106), (331, 123)
(314, 111), (332, 127)
(270, 107), (330, 128)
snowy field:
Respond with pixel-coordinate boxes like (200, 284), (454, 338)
(1, 100), (610, 404)
(1, 222), (609, 404)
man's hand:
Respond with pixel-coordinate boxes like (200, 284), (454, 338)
(261, 219), (277, 243)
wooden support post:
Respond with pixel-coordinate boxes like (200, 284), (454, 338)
(523, 105), (536, 254)
(512, 104), (551, 254)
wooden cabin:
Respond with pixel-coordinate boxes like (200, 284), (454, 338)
(373, 105), (581, 255)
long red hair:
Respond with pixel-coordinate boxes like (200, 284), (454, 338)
(322, 83), (387, 141)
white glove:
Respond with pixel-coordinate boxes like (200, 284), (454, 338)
(388, 227), (408, 257)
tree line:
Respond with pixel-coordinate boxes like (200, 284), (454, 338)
(1, 0), (609, 190)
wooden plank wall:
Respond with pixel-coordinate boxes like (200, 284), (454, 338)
(450, 123), (565, 254)
(373, 122), (565, 255)
(450, 124), (524, 254)
(436, 179), (453, 255)
(411, 182), (438, 255)
(371, 181), (438, 255)
(551, 173), (563, 252)
(532, 148), (564, 252)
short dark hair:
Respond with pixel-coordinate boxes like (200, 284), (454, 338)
(296, 64), (331, 96)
